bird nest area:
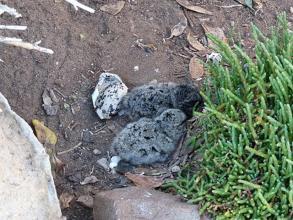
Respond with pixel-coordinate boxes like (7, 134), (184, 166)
(0, 0), (290, 219)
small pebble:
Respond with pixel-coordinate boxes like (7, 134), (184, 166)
(64, 103), (70, 110)
(93, 149), (102, 155)
(97, 158), (110, 171)
(80, 175), (98, 185)
(171, 165), (181, 173)
(82, 129), (94, 143)
(134, 66), (139, 71)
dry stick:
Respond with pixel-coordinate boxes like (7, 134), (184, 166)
(168, 134), (186, 168)
(183, 8), (195, 29)
(215, 4), (243, 8)
(65, 0), (95, 13)
(0, 25), (27, 30)
(0, 37), (54, 54)
(0, 3), (22, 18)
(53, 88), (66, 99)
(58, 142), (82, 155)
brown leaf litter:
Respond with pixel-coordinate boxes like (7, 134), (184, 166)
(175, 0), (212, 15)
(125, 172), (164, 188)
(100, 1), (125, 15)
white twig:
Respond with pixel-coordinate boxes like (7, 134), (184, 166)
(57, 142), (82, 155)
(0, 3), (22, 18)
(215, 4), (243, 8)
(0, 37), (54, 54)
(65, 0), (95, 13)
(0, 25), (27, 30)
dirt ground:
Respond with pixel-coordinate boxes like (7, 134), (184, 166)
(0, 0), (291, 219)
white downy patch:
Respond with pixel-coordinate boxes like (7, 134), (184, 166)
(109, 156), (121, 169)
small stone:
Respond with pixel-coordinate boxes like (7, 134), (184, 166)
(171, 165), (181, 173)
(64, 103), (70, 111)
(77, 195), (94, 208)
(133, 66), (139, 71)
(82, 129), (94, 143)
(93, 149), (102, 155)
(97, 158), (110, 171)
(290, 7), (293, 14)
(42, 89), (59, 116)
(80, 175), (98, 185)
(42, 89), (53, 106)
(43, 104), (59, 116)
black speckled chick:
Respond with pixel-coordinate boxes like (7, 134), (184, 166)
(111, 109), (187, 165)
(119, 82), (203, 120)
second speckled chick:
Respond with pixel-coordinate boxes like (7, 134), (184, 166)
(111, 109), (187, 165)
(119, 82), (203, 120)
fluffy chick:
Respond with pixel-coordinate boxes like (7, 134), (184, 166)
(119, 82), (203, 120)
(111, 109), (186, 165)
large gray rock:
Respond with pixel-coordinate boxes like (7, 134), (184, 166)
(93, 187), (209, 220)
(0, 93), (63, 220)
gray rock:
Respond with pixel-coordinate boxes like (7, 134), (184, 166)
(92, 73), (128, 119)
(0, 92), (63, 220)
(93, 149), (102, 155)
(80, 175), (98, 185)
(82, 129), (94, 143)
(43, 104), (59, 116)
(119, 82), (203, 120)
(111, 109), (186, 165)
(93, 187), (210, 220)
(42, 89), (59, 116)
(97, 158), (110, 171)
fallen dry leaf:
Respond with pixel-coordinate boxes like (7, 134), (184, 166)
(80, 175), (98, 185)
(125, 172), (164, 188)
(201, 24), (227, 47)
(189, 56), (205, 80)
(187, 32), (206, 51)
(32, 119), (57, 145)
(77, 195), (94, 208)
(100, 1), (125, 15)
(51, 153), (65, 174)
(59, 192), (74, 209)
(254, 0), (263, 10)
(167, 16), (187, 39)
(175, 0), (212, 15)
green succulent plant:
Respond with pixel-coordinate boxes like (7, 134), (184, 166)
(165, 13), (293, 219)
